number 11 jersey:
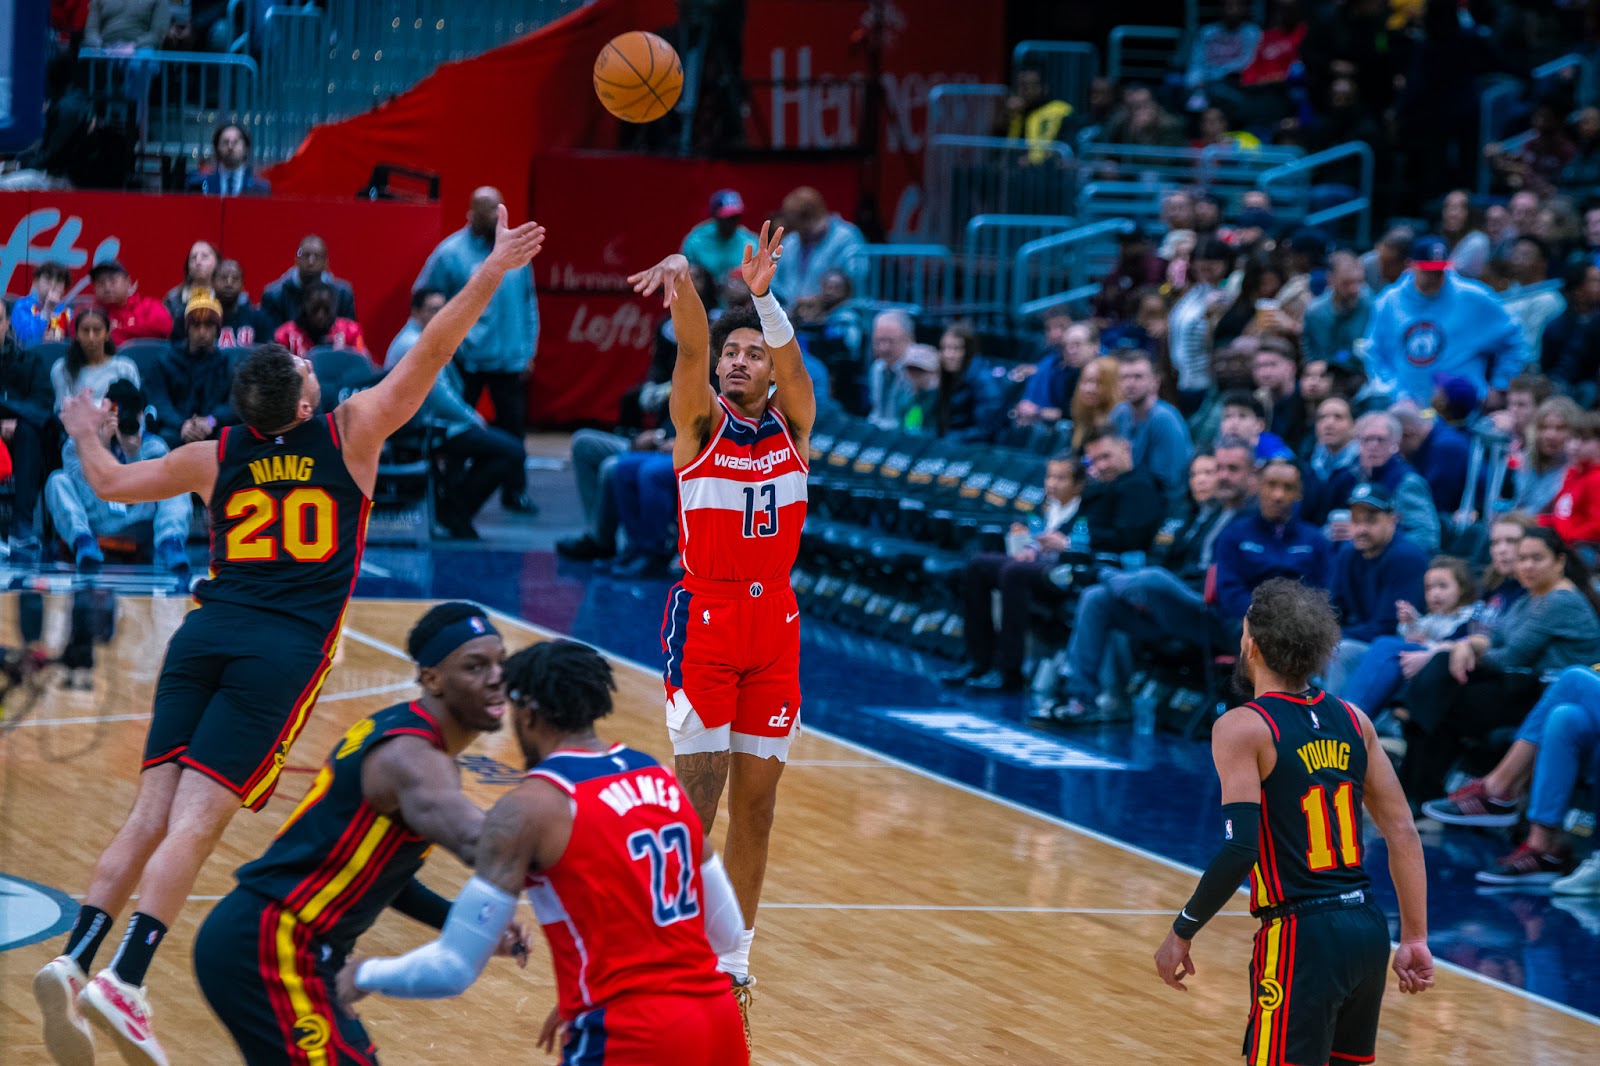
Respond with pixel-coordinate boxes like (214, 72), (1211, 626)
(676, 398), (807, 584)
(198, 413), (371, 633)
(525, 745), (729, 1020)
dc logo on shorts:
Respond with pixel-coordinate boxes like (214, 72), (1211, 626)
(768, 701), (791, 729)
(749, 582), (764, 598)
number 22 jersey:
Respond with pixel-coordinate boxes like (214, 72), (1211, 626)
(197, 414), (371, 633)
(524, 745), (729, 1018)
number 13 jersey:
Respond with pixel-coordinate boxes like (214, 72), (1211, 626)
(198, 414), (371, 633)
(525, 745), (728, 1019)
(677, 398), (807, 584)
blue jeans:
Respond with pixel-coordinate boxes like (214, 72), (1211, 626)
(1065, 567), (1211, 701)
(1520, 667), (1600, 828)
(610, 451), (677, 558)
(1341, 636), (1425, 713)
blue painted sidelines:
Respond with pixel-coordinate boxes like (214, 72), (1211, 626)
(354, 548), (1600, 1024)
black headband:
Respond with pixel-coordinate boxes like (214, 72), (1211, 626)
(415, 614), (499, 667)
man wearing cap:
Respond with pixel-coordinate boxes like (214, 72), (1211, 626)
(681, 190), (759, 281)
(414, 186), (539, 513)
(144, 291), (238, 448)
(46, 377), (191, 576)
(1325, 410), (1440, 552)
(1360, 234), (1527, 408)
(91, 260), (174, 345)
(894, 344), (941, 432)
(1323, 481), (1428, 692)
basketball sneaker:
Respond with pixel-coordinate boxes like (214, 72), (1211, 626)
(79, 970), (167, 1066)
(1553, 852), (1600, 896)
(730, 973), (756, 1049)
(33, 955), (96, 1066)
(1421, 779), (1520, 829)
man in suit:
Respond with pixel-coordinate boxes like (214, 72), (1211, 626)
(186, 123), (270, 197)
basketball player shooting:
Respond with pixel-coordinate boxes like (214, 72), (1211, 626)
(627, 222), (814, 1036)
(1153, 579), (1433, 1066)
(34, 207), (544, 1066)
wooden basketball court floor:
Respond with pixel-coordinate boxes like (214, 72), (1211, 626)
(1, 595), (1596, 1064)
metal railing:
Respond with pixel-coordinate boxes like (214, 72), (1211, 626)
(1476, 77), (1526, 193)
(923, 135), (1076, 248)
(1075, 180), (1178, 225)
(258, 4), (330, 162)
(1012, 218), (1137, 321)
(1010, 40), (1098, 112)
(1184, 0), (1264, 35)
(844, 244), (957, 318)
(1107, 26), (1183, 85)
(961, 214), (1078, 330)
(1078, 141), (1301, 203)
(79, 48), (259, 161)
(926, 84), (1008, 142)
(1256, 140), (1375, 246)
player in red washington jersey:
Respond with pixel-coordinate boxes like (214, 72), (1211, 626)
(341, 640), (747, 1065)
(627, 223), (815, 1034)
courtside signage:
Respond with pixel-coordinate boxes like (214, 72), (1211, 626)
(868, 710), (1129, 770)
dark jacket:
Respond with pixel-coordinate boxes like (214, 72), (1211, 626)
(186, 165), (272, 197)
(1077, 467), (1164, 553)
(1407, 420), (1471, 514)
(1540, 306), (1600, 390)
(260, 269), (358, 331)
(146, 343), (238, 447)
(1157, 502), (1243, 590)
(940, 358), (1006, 442)
(1212, 508), (1334, 622)
(1329, 533), (1429, 644)
(0, 335), (57, 428)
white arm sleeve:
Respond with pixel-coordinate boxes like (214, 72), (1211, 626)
(700, 852), (743, 955)
(354, 875), (517, 1000)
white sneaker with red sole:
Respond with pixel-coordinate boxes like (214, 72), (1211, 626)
(79, 970), (167, 1066)
(33, 956), (96, 1066)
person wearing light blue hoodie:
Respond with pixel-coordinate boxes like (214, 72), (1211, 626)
(1361, 235), (1527, 407)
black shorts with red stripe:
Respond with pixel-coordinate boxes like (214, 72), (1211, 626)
(143, 602), (337, 812)
(195, 888), (378, 1066)
(1242, 900), (1390, 1066)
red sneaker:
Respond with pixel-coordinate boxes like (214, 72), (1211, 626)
(79, 970), (167, 1066)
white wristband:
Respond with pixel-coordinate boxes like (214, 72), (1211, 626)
(751, 290), (794, 349)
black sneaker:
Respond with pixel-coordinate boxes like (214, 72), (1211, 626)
(965, 668), (1024, 693)
(1421, 779), (1520, 828)
(556, 534), (614, 561)
(1475, 844), (1575, 886)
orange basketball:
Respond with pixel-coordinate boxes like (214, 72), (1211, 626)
(594, 31), (683, 123)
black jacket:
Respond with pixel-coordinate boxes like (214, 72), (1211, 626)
(260, 270), (358, 331)
(1078, 467), (1165, 554)
(0, 335), (57, 428)
(1158, 503), (1242, 589)
(1540, 307), (1600, 390)
(146, 344), (238, 447)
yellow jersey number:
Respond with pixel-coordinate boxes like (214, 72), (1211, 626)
(224, 487), (338, 563)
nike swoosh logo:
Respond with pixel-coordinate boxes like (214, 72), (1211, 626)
(1180, 909), (1198, 923)
(786, 612), (799, 623)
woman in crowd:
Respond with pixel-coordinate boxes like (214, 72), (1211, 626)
(934, 324), (1004, 442)
(1510, 396), (1580, 514)
(1181, 451), (1219, 520)
(1212, 249), (1286, 347)
(163, 239), (219, 329)
(1341, 555), (1478, 719)
(1069, 355), (1122, 450)
(1438, 189), (1490, 278)
(1397, 528), (1600, 806)
(50, 309), (140, 409)
(1168, 236), (1232, 412)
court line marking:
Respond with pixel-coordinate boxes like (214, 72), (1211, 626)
(455, 610), (1600, 1031)
(6, 680), (415, 729)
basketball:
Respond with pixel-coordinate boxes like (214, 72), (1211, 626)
(593, 31), (683, 124)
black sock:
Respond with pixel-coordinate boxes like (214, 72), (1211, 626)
(109, 912), (167, 988)
(63, 905), (112, 970)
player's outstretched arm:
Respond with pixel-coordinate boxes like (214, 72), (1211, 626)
(1356, 707), (1434, 994)
(341, 780), (567, 1005)
(630, 253), (715, 465)
(60, 389), (219, 504)
(742, 221), (816, 439)
(1155, 708), (1270, 992)
(339, 206), (545, 457)
(362, 736), (486, 864)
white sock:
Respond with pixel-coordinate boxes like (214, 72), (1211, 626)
(718, 927), (756, 979)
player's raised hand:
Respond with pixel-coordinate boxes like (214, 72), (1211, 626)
(59, 388), (110, 441)
(536, 1005), (568, 1054)
(486, 204), (547, 273)
(335, 954), (370, 1011)
(1392, 939), (1434, 994)
(627, 253), (691, 308)
(1154, 930), (1196, 991)
(740, 220), (785, 297)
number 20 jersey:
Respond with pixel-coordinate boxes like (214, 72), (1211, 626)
(197, 414), (371, 633)
(524, 745), (729, 1019)
(676, 398), (807, 584)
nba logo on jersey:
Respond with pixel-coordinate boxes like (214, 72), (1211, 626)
(1309, 710), (1321, 730)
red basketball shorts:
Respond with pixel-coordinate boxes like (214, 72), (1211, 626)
(559, 991), (748, 1065)
(660, 575), (801, 761)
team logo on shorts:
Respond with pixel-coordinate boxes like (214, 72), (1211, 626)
(1256, 977), (1284, 1010)
(750, 582), (764, 597)
(768, 702), (792, 729)
(292, 1014), (330, 1051)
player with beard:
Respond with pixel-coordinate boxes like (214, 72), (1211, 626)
(191, 602), (528, 1066)
(340, 639), (748, 1065)
(1153, 579), (1433, 1066)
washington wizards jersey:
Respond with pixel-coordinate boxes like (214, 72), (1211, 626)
(524, 744), (729, 1018)
(676, 398), (807, 584)
(235, 702), (444, 956)
(197, 413), (370, 633)
(1245, 690), (1372, 913)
